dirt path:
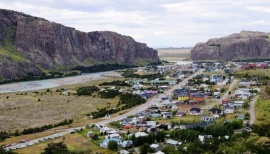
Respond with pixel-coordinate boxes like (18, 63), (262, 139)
(249, 95), (259, 125)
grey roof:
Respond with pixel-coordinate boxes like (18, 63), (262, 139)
(166, 139), (178, 145)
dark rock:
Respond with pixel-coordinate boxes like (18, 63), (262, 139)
(191, 31), (270, 60)
(0, 9), (159, 80)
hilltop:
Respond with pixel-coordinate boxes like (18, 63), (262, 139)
(0, 9), (160, 81)
(191, 31), (270, 60)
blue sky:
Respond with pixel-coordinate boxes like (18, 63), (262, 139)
(1, 0), (270, 48)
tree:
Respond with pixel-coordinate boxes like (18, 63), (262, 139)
(156, 130), (165, 142)
(108, 140), (118, 151)
(42, 142), (69, 154)
(140, 143), (150, 154)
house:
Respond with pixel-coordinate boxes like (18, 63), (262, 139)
(135, 132), (147, 137)
(222, 99), (230, 105)
(105, 133), (121, 139)
(175, 111), (186, 117)
(236, 114), (245, 120)
(158, 124), (169, 130)
(238, 81), (257, 87)
(146, 121), (157, 127)
(210, 108), (222, 115)
(233, 101), (244, 107)
(100, 126), (111, 133)
(121, 140), (133, 148)
(119, 150), (129, 154)
(150, 144), (161, 152)
(166, 139), (179, 146)
(123, 124), (133, 129)
(189, 93), (205, 104)
(213, 92), (221, 98)
(201, 116), (214, 122)
(93, 125), (102, 131)
(155, 151), (165, 154)
(189, 108), (202, 115)
(87, 131), (93, 138)
(100, 138), (122, 148)
(199, 135), (205, 142)
(224, 107), (234, 114)
(161, 112), (173, 119)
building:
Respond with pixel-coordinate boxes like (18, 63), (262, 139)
(189, 108), (202, 115)
(224, 107), (234, 114)
(100, 138), (122, 148)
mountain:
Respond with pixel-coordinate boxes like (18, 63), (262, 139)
(0, 9), (159, 81)
(190, 31), (270, 60)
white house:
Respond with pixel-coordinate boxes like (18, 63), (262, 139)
(100, 138), (122, 148)
(100, 126), (111, 133)
(135, 132), (148, 138)
(225, 107), (234, 114)
(234, 101), (244, 107)
(105, 133), (121, 139)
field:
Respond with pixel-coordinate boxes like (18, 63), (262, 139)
(255, 94), (270, 125)
(0, 78), (122, 132)
(157, 48), (191, 61)
(13, 132), (114, 154)
(236, 68), (270, 77)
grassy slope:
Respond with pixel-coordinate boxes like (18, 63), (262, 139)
(0, 26), (29, 62)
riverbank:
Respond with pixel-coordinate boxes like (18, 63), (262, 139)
(0, 71), (122, 93)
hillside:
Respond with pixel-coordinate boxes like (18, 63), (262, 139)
(190, 31), (270, 60)
(0, 9), (160, 81)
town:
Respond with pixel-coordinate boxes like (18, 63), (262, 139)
(2, 60), (270, 154)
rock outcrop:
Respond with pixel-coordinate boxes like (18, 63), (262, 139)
(0, 9), (159, 80)
(190, 31), (270, 60)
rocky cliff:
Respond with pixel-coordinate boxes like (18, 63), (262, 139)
(190, 31), (270, 60)
(0, 9), (159, 81)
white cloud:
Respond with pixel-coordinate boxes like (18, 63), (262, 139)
(1, 0), (270, 47)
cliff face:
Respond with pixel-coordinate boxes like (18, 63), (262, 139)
(190, 31), (270, 60)
(0, 9), (159, 80)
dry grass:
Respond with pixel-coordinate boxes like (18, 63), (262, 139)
(237, 68), (270, 77)
(0, 78), (123, 132)
(14, 133), (114, 154)
(0, 131), (63, 145)
(157, 48), (191, 61)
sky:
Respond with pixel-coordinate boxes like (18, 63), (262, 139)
(1, 0), (270, 48)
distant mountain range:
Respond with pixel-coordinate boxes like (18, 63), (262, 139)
(0, 9), (160, 81)
(191, 31), (270, 60)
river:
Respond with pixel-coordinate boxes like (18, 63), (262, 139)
(0, 71), (121, 93)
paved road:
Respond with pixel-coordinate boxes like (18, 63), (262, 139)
(5, 69), (204, 151)
(249, 95), (259, 125)
(217, 79), (238, 105)
(96, 69), (205, 125)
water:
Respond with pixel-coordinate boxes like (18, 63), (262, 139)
(0, 80), (59, 93)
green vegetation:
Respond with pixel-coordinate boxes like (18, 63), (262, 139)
(0, 131), (10, 142)
(86, 107), (120, 119)
(99, 80), (130, 86)
(122, 69), (163, 80)
(0, 26), (29, 62)
(72, 64), (136, 73)
(21, 119), (73, 135)
(118, 93), (146, 110)
(42, 142), (85, 154)
(98, 89), (120, 99)
(0, 146), (17, 154)
(233, 72), (270, 85)
(108, 140), (118, 151)
(76, 86), (99, 96)
(255, 97), (270, 124)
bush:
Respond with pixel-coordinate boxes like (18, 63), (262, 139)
(76, 86), (99, 96)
